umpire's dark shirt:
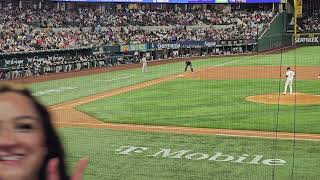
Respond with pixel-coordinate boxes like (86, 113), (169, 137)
(186, 60), (192, 66)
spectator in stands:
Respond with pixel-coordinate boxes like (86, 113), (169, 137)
(298, 9), (320, 32)
(0, 4), (274, 52)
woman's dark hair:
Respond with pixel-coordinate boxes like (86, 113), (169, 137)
(0, 83), (69, 180)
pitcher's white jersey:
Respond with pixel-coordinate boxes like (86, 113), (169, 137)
(286, 70), (295, 81)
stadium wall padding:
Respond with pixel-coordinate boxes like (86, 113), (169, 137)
(258, 13), (293, 51)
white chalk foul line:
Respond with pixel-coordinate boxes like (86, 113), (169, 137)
(194, 46), (292, 73)
(50, 47), (292, 110)
(52, 47), (300, 131)
(95, 75), (134, 82)
(50, 75), (180, 110)
(192, 54), (256, 74)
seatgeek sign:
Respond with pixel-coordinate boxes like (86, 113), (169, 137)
(115, 146), (286, 166)
(295, 34), (320, 46)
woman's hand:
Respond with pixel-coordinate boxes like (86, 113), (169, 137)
(47, 157), (88, 180)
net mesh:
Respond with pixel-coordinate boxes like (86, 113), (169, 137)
(0, 2), (320, 180)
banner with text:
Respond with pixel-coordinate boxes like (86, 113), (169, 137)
(0, 48), (92, 68)
(295, 34), (320, 46)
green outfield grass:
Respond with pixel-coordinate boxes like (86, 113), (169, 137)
(60, 128), (320, 180)
(24, 47), (320, 179)
(76, 78), (320, 133)
(28, 46), (320, 106)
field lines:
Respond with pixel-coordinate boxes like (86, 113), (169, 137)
(49, 50), (270, 111)
(49, 73), (182, 110)
(94, 75), (134, 82)
(49, 47), (319, 142)
(49, 73), (320, 141)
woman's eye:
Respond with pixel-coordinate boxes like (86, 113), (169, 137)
(16, 124), (34, 131)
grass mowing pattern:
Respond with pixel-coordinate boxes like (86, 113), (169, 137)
(60, 128), (320, 180)
(25, 47), (319, 179)
(28, 57), (237, 106)
(28, 46), (320, 106)
(76, 78), (320, 133)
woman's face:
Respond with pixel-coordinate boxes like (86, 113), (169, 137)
(0, 92), (47, 180)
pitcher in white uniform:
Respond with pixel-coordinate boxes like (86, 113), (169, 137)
(141, 56), (148, 72)
(283, 67), (295, 95)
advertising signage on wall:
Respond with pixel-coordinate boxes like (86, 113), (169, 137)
(51, 0), (281, 3)
(120, 43), (148, 52)
(295, 34), (320, 46)
(149, 40), (256, 49)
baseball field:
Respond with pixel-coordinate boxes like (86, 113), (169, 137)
(22, 46), (320, 179)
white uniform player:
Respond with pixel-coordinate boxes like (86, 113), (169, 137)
(283, 67), (295, 95)
(141, 56), (148, 72)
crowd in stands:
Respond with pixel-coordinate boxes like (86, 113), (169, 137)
(0, 6), (273, 53)
(0, 25), (258, 52)
(125, 25), (258, 43)
(0, 7), (273, 28)
(298, 9), (320, 32)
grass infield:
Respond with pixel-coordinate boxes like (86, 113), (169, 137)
(76, 78), (320, 133)
(26, 46), (320, 179)
(28, 47), (320, 106)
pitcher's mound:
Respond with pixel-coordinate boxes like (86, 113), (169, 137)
(246, 93), (320, 105)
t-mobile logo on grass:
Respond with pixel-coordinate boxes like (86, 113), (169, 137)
(115, 146), (286, 166)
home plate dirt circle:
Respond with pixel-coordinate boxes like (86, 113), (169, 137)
(246, 93), (320, 105)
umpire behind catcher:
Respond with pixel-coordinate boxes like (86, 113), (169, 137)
(185, 60), (194, 72)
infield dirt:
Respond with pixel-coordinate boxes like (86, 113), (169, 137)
(45, 65), (320, 141)
(5, 62), (320, 141)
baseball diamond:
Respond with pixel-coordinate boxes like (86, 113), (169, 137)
(4, 46), (319, 180)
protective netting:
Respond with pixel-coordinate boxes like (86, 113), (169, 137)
(0, 2), (320, 180)
(297, 0), (320, 33)
(28, 39), (318, 180)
